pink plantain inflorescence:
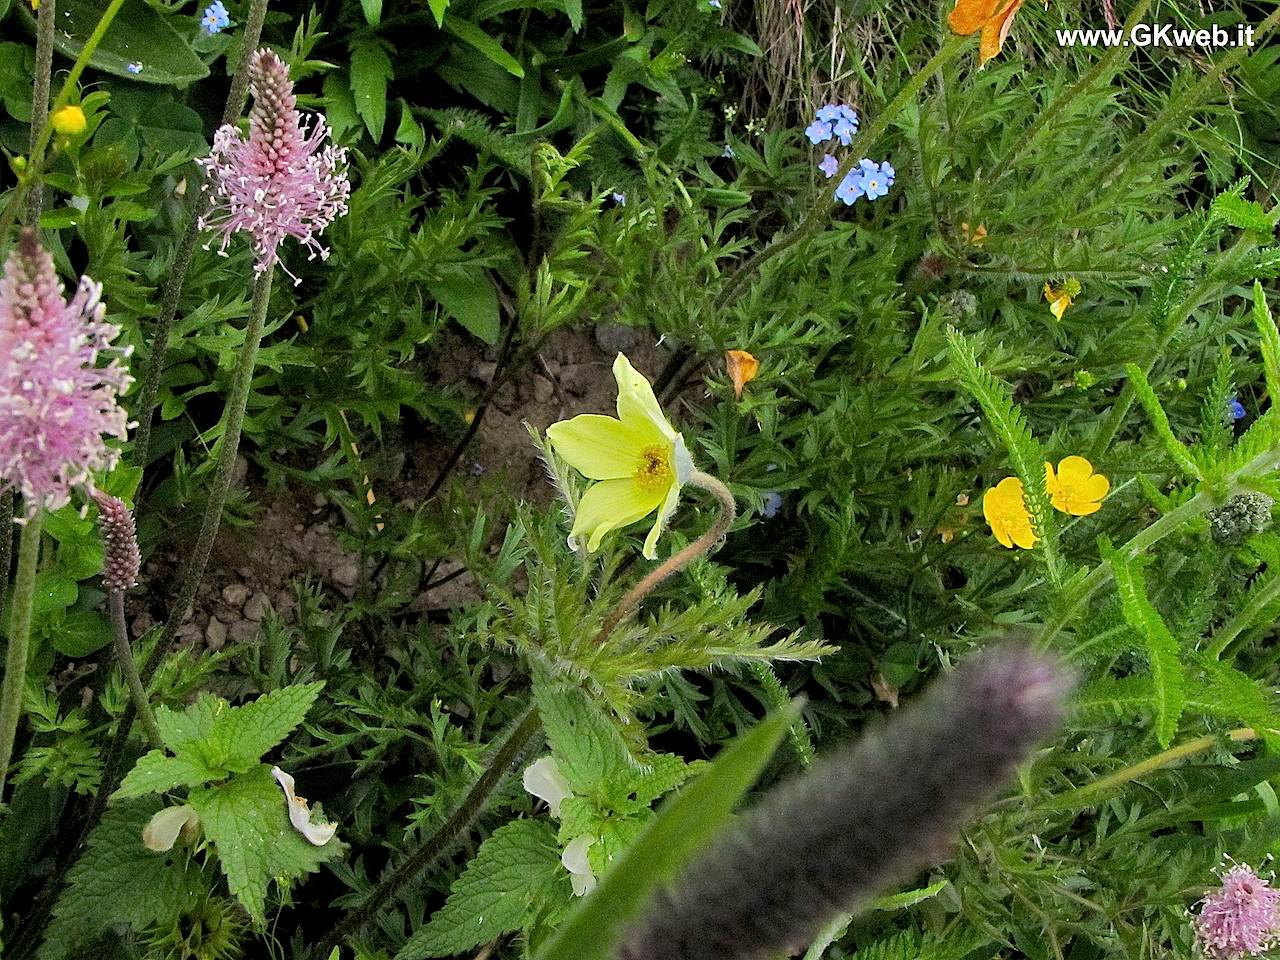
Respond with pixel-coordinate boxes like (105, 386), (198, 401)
(197, 48), (350, 283)
(0, 229), (133, 518)
(1195, 864), (1280, 960)
(93, 491), (141, 592)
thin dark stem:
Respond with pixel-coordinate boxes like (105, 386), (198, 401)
(314, 706), (541, 955)
(592, 471), (737, 646)
(25, 0), (56, 225)
(141, 268), (274, 684)
(131, 0), (271, 475)
(109, 591), (161, 748)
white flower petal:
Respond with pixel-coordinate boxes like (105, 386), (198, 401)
(522, 756), (572, 817)
(142, 804), (200, 852)
(561, 835), (597, 896)
(272, 765), (338, 846)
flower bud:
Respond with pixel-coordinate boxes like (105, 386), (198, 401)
(94, 492), (141, 592)
(51, 105), (87, 137)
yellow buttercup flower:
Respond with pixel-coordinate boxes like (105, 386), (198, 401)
(1043, 278), (1081, 321)
(50, 104), (87, 137)
(1045, 456), (1109, 516)
(546, 353), (694, 560)
(983, 476), (1037, 549)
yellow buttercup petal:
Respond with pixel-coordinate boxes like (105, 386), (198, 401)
(546, 414), (663, 480)
(983, 476), (1037, 549)
(571, 477), (668, 553)
(1045, 456), (1109, 516)
(613, 353), (677, 440)
(642, 482), (682, 560)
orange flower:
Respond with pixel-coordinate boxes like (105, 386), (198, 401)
(725, 349), (760, 400)
(949, 0), (1025, 66)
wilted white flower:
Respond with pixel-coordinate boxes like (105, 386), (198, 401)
(142, 804), (200, 852)
(271, 766), (337, 846)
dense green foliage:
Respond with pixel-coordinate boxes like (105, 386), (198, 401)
(4, 0), (1280, 957)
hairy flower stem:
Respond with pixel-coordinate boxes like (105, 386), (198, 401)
(0, 513), (44, 801)
(131, 0), (271, 475)
(593, 471), (737, 647)
(108, 591), (161, 748)
(0, 0), (125, 250)
(139, 268), (273, 684)
(25, 0), (56, 225)
(315, 706), (541, 955)
(1044, 727), (1257, 810)
(0, 489), (11, 619)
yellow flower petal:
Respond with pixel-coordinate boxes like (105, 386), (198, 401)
(546, 414), (662, 480)
(642, 481), (682, 560)
(983, 477), (1037, 549)
(613, 353), (677, 441)
(571, 477), (668, 553)
(1045, 457), (1109, 516)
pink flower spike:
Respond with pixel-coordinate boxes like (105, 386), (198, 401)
(0, 230), (132, 518)
(94, 491), (141, 592)
(196, 48), (350, 284)
(1194, 863), (1280, 960)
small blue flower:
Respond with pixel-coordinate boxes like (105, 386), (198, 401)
(804, 119), (833, 145)
(816, 104), (843, 123)
(859, 158), (894, 200)
(126, 61), (143, 74)
(1228, 397), (1247, 423)
(762, 491), (783, 518)
(722, 143), (736, 158)
(837, 104), (859, 124)
(832, 117), (857, 146)
(708, 0), (722, 7)
(200, 0), (231, 34)
(835, 171), (863, 206)
(611, 191), (627, 206)
(818, 154), (839, 178)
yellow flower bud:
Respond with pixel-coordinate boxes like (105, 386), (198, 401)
(50, 105), (87, 137)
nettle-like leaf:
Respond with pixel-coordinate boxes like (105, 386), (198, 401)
(121, 683), (326, 793)
(532, 679), (635, 794)
(350, 39), (394, 141)
(39, 798), (206, 960)
(395, 819), (564, 960)
(187, 763), (344, 925)
(1100, 541), (1185, 747)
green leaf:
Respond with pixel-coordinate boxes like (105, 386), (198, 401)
(1253, 282), (1280, 404)
(201, 681), (326, 773)
(39, 798), (205, 960)
(322, 73), (360, 144)
(1101, 541), (1185, 747)
(359, 0), (381, 25)
(17, 0), (208, 85)
(428, 270), (501, 345)
(427, 0), (448, 26)
(532, 679), (633, 794)
(533, 701), (799, 960)
(560, 0), (582, 30)
(394, 100), (425, 148)
(1211, 184), (1276, 233)
(350, 40), (394, 141)
(871, 878), (950, 911)
(1124, 363), (1203, 481)
(116, 750), (220, 798)
(395, 820), (562, 960)
(155, 693), (222, 753)
(50, 610), (112, 658)
(188, 764), (343, 925)
(444, 18), (525, 78)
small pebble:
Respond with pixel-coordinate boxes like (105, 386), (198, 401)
(222, 583), (250, 608)
(243, 592), (270, 622)
(205, 618), (228, 650)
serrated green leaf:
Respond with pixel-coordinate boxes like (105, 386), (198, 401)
(1124, 363), (1203, 481)
(188, 764), (343, 925)
(1101, 542), (1185, 747)
(395, 819), (562, 960)
(17, 0), (208, 85)
(534, 701), (798, 960)
(1211, 190), (1276, 233)
(203, 681), (325, 773)
(427, 0), (448, 26)
(39, 798), (205, 960)
(561, 0), (582, 30)
(444, 18), (525, 78)
(1189, 658), (1280, 747)
(116, 750), (219, 798)
(532, 679), (633, 794)
(350, 40), (394, 141)
(428, 270), (501, 345)
(155, 693), (222, 753)
(1253, 282), (1280, 403)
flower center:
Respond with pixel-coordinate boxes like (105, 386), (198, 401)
(634, 445), (672, 491)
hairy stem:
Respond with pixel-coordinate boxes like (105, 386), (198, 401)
(141, 268), (274, 683)
(25, 0), (56, 225)
(1044, 728), (1258, 809)
(0, 513), (44, 801)
(315, 706), (541, 954)
(0, 489), (11, 624)
(131, 0), (272, 474)
(109, 591), (161, 748)
(593, 471), (737, 646)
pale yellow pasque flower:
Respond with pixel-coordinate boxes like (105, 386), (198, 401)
(271, 766), (337, 846)
(1045, 456), (1109, 516)
(982, 476), (1037, 549)
(546, 353), (694, 560)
